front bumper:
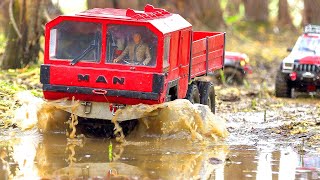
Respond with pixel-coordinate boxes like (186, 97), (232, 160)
(50, 100), (157, 121)
(295, 71), (320, 85)
(43, 84), (160, 101)
(289, 71), (320, 92)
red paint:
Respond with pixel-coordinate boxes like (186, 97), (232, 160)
(307, 85), (316, 92)
(289, 72), (297, 81)
(299, 56), (320, 65)
(303, 34), (320, 38)
(42, 4), (225, 105)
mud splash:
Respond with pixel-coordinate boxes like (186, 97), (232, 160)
(12, 91), (79, 137)
(12, 91), (228, 142)
(113, 99), (229, 142)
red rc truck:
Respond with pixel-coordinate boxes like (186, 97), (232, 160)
(275, 25), (320, 98)
(40, 5), (225, 136)
(223, 51), (251, 85)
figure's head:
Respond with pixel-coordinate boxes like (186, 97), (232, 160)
(133, 32), (142, 44)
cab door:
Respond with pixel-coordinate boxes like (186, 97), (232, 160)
(177, 29), (191, 98)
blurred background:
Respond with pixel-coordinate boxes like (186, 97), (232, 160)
(0, 0), (319, 87)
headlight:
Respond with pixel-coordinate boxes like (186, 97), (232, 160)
(240, 60), (246, 66)
(282, 62), (294, 70)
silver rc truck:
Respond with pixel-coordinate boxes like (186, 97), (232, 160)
(275, 25), (320, 98)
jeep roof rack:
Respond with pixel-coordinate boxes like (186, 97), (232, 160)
(304, 24), (320, 34)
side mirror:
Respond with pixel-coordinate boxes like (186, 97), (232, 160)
(287, 47), (293, 52)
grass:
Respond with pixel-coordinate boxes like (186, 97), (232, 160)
(0, 63), (42, 125)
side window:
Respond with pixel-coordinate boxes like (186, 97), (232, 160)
(49, 21), (102, 63)
(106, 24), (158, 66)
(163, 36), (170, 68)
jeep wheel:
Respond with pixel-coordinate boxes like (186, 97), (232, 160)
(76, 118), (138, 138)
(185, 83), (200, 104)
(223, 67), (244, 85)
(275, 70), (290, 97)
(199, 82), (216, 113)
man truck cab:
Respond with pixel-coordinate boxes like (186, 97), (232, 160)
(41, 5), (225, 136)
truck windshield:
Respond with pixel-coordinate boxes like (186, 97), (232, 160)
(293, 36), (320, 55)
(49, 21), (102, 62)
(106, 24), (158, 66)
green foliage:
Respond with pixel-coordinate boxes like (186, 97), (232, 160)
(219, 69), (226, 85)
(251, 98), (257, 109)
(225, 15), (242, 25)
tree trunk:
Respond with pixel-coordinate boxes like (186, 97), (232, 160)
(243, 0), (269, 22)
(187, 0), (225, 28)
(303, 0), (320, 25)
(0, 0), (9, 34)
(1, 0), (46, 69)
(226, 0), (242, 16)
(87, 0), (114, 9)
(87, 0), (141, 9)
(278, 0), (293, 27)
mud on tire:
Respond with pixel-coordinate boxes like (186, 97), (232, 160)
(199, 82), (216, 113)
(275, 70), (290, 97)
(185, 83), (200, 104)
(76, 118), (138, 138)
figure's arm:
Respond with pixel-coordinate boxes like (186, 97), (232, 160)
(114, 45), (129, 62)
(143, 45), (151, 65)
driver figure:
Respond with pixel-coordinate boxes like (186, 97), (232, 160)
(113, 32), (151, 65)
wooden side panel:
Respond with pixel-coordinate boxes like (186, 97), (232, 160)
(190, 32), (225, 78)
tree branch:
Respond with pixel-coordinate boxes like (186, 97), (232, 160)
(9, 0), (22, 39)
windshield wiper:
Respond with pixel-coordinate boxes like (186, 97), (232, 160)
(70, 43), (97, 66)
(70, 33), (100, 66)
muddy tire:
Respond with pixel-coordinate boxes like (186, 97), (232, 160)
(223, 67), (244, 85)
(275, 70), (290, 97)
(185, 83), (200, 104)
(76, 118), (138, 138)
(199, 82), (216, 113)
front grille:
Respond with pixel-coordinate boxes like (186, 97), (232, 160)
(294, 64), (319, 73)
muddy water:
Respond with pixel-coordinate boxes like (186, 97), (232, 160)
(0, 133), (319, 179)
(1, 92), (320, 179)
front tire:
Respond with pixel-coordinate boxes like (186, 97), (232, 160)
(275, 70), (291, 97)
(76, 118), (138, 138)
(199, 82), (216, 113)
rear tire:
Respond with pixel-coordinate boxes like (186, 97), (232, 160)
(76, 118), (138, 138)
(185, 83), (200, 104)
(275, 70), (291, 97)
(199, 82), (216, 113)
(223, 67), (244, 85)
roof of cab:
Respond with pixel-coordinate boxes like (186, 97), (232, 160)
(70, 4), (192, 34)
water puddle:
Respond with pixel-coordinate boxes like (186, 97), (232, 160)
(1, 91), (320, 179)
(0, 134), (319, 179)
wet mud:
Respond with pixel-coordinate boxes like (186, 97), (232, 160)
(1, 89), (320, 179)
